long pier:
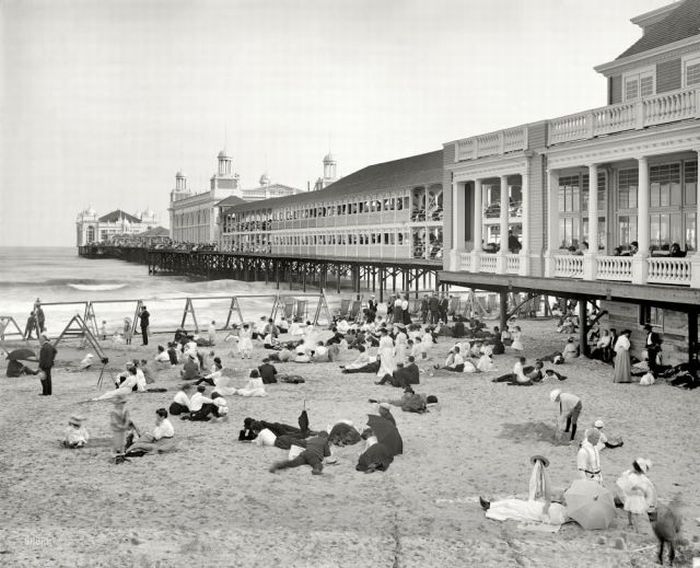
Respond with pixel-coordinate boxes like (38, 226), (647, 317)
(77, 245), (443, 301)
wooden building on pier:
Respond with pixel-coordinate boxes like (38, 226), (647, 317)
(440, 0), (700, 365)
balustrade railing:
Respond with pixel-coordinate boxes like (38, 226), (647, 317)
(647, 257), (691, 286)
(459, 252), (472, 272)
(553, 255), (583, 278)
(455, 126), (528, 161)
(505, 254), (520, 274)
(596, 256), (632, 281)
(548, 87), (700, 145)
(479, 254), (498, 273)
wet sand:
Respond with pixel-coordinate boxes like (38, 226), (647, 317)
(1, 319), (699, 567)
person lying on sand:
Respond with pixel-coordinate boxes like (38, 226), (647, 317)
(369, 386), (438, 413)
(480, 455), (566, 526)
(269, 432), (331, 475)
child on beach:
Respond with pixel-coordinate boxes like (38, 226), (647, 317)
(62, 415), (89, 448)
(238, 323), (253, 359)
(123, 318), (133, 345)
(100, 320), (108, 340)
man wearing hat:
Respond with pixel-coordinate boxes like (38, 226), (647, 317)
(644, 324), (662, 373)
(38, 334), (57, 396)
(576, 428), (602, 483)
(378, 402), (396, 426)
(550, 389), (582, 442)
(138, 305), (150, 346)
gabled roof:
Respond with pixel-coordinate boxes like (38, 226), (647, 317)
(138, 226), (169, 237)
(98, 209), (142, 223)
(217, 195), (247, 208)
(222, 149), (443, 213)
(617, 0), (700, 59)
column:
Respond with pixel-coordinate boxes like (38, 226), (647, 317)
(632, 156), (649, 284)
(450, 181), (459, 271)
(544, 169), (559, 277)
(496, 174), (509, 273)
(472, 179), (483, 272)
(583, 163), (599, 280)
(519, 168), (530, 276)
(691, 149), (700, 286)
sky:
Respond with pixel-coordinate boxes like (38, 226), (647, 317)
(0, 0), (671, 247)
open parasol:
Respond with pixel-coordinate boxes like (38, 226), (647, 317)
(367, 415), (403, 456)
(7, 348), (38, 362)
(564, 479), (616, 530)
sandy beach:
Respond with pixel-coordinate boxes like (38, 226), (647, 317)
(1, 318), (699, 567)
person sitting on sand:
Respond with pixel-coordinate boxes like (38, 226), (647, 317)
(476, 352), (494, 372)
(125, 408), (175, 456)
(550, 388), (582, 442)
(269, 432), (331, 475)
(562, 337), (580, 360)
(62, 415), (89, 448)
(258, 358), (278, 384)
(166, 343), (179, 365)
(340, 345), (371, 371)
(180, 353), (200, 380)
(293, 347), (311, 363)
(435, 346), (465, 372)
(182, 385), (216, 421)
(480, 455), (566, 526)
(195, 357), (223, 386)
(155, 345), (170, 364)
(169, 383), (192, 415)
(591, 419), (623, 450)
(493, 357), (531, 385)
(263, 331), (279, 350)
(577, 428), (602, 483)
(233, 369), (267, 397)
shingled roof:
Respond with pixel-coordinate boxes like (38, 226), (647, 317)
(98, 209), (142, 223)
(217, 195), (247, 208)
(138, 226), (169, 237)
(617, 0), (700, 59)
(221, 149), (443, 213)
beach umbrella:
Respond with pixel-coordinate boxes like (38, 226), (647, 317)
(7, 348), (37, 362)
(564, 479), (616, 530)
(367, 415), (403, 457)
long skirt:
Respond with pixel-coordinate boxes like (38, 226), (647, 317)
(612, 350), (632, 383)
(485, 499), (566, 525)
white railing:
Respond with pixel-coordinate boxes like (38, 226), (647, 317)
(554, 255), (583, 278)
(505, 254), (520, 274)
(647, 257), (691, 286)
(479, 254), (498, 273)
(596, 256), (633, 281)
(548, 87), (700, 145)
(455, 125), (528, 161)
(459, 252), (472, 272)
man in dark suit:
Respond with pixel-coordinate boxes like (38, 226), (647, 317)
(38, 334), (57, 396)
(439, 294), (449, 323)
(428, 294), (440, 325)
(139, 306), (151, 346)
(644, 324), (662, 373)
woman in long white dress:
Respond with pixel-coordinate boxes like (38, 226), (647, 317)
(238, 323), (254, 360)
(510, 326), (523, 351)
(376, 329), (396, 378)
(612, 330), (632, 383)
(481, 455), (566, 526)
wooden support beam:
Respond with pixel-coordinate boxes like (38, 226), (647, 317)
(499, 291), (508, 331)
(689, 310), (698, 367)
(579, 299), (589, 357)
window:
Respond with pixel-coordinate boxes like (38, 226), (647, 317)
(623, 68), (655, 101)
(618, 169), (638, 209)
(683, 54), (700, 87)
(639, 305), (664, 329)
(650, 163), (681, 207)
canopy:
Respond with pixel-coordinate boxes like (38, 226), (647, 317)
(564, 479), (616, 530)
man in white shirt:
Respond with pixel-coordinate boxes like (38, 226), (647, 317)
(125, 408), (174, 456)
(169, 384), (192, 415)
(207, 321), (217, 345)
(184, 385), (216, 421)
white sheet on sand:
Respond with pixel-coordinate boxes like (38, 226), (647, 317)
(485, 499), (565, 528)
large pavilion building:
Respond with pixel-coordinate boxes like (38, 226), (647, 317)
(76, 208), (159, 245)
(217, 150), (444, 262)
(168, 150), (303, 244)
(441, 0), (700, 365)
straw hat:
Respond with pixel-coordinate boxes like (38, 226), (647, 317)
(635, 458), (652, 473)
(594, 419), (605, 429)
(378, 402), (391, 410)
(530, 454), (550, 467)
(549, 389), (561, 403)
(68, 415), (86, 427)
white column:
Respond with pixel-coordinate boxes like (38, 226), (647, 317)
(471, 179), (482, 273)
(583, 163), (599, 280)
(497, 174), (509, 273)
(691, 151), (700, 286)
(544, 169), (559, 277)
(519, 169), (530, 276)
(632, 156), (649, 284)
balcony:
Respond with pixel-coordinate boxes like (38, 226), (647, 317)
(455, 125), (529, 162)
(548, 87), (700, 145)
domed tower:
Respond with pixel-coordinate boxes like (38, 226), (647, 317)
(170, 171), (190, 203)
(323, 152), (337, 182)
(140, 208), (157, 226)
(76, 205), (98, 246)
(210, 149), (239, 195)
(259, 172), (271, 187)
(217, 150), (232, 176)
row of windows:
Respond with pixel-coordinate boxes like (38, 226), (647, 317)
(557, 161), (698, 251)
(623, 55), (700, 102)
(173, 210), (210, 226)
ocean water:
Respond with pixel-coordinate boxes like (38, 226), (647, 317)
(0, 247), (305, 336)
